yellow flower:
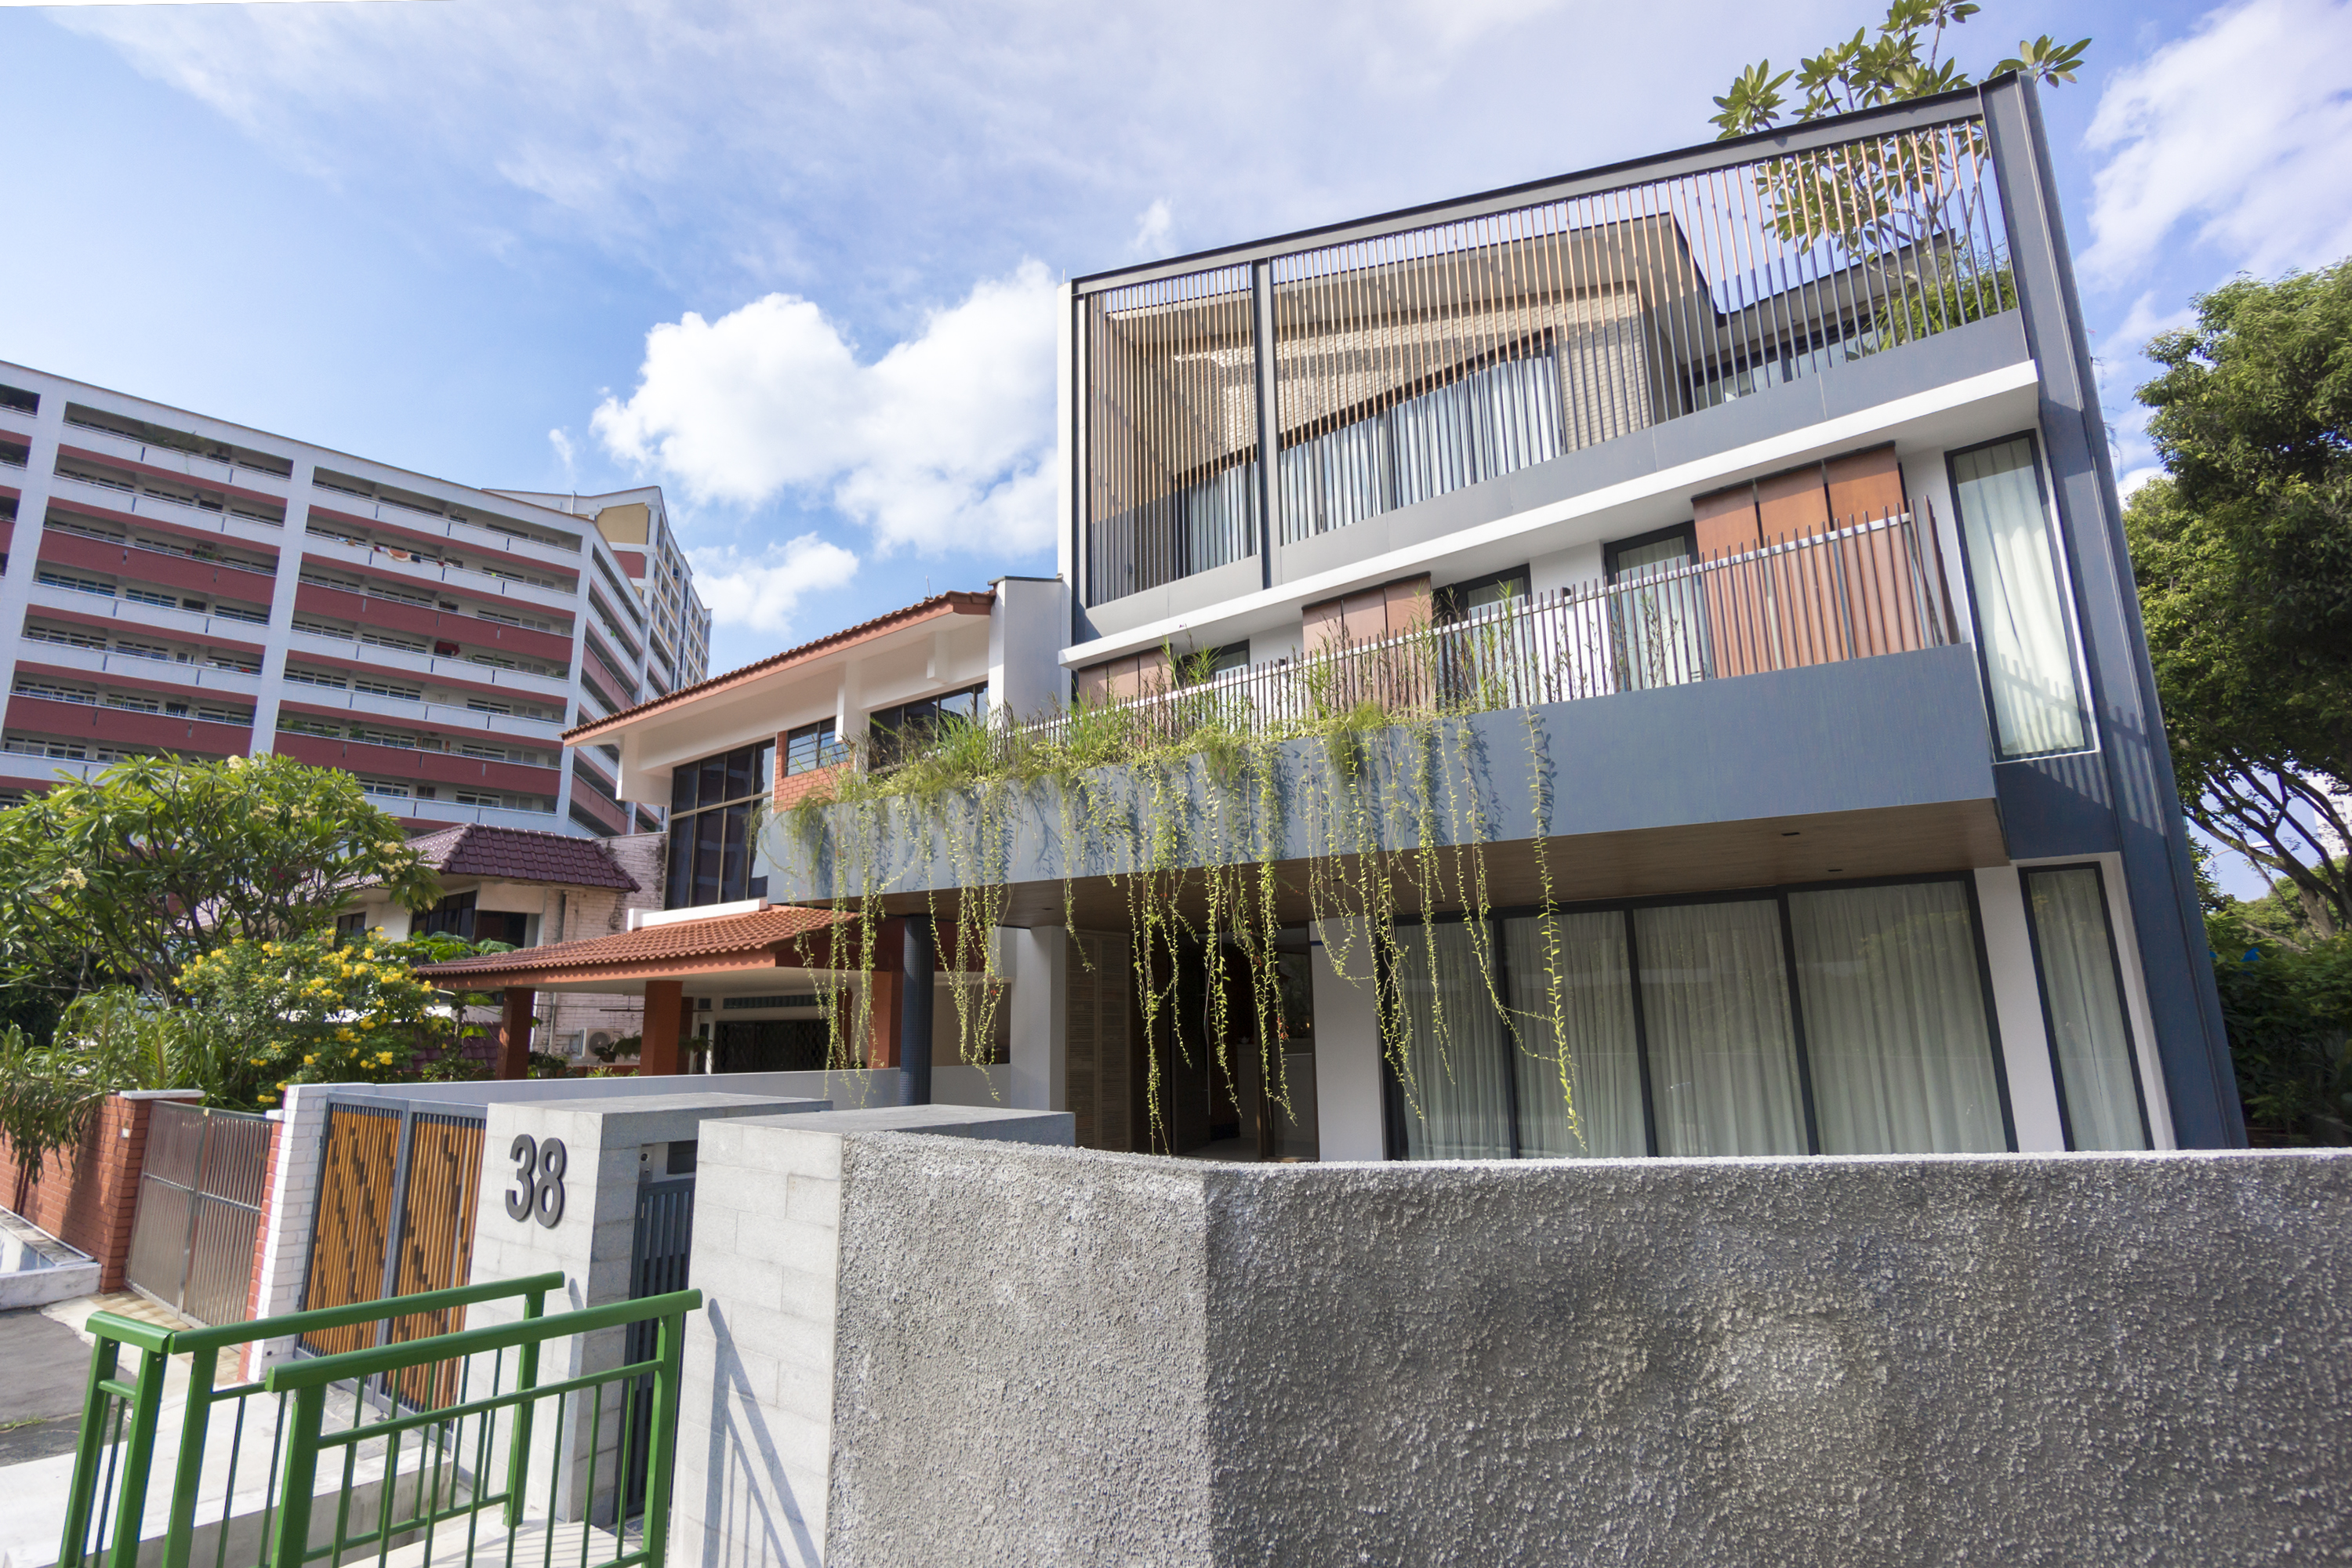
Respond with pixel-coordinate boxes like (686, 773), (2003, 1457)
(249, 1057), (267, 1065)
(335, 1028), (357, 1044)
(302, 1055), (314, 1065)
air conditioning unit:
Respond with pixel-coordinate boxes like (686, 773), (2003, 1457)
(586, 1031), (616, 1058)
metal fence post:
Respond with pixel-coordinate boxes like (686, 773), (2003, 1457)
(159, 1344), (220, 1568)
(503, 1276), (550, 1529)
(103, 1332), (169, 1568)
(641, 1306), (688, 1568)
(57, 1331), (125, 1568)
(267, 1383), (328, 1568)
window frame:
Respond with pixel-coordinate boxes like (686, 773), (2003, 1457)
(1377, 871), (2016, 1160)
(2016, 859), (2154, 1150)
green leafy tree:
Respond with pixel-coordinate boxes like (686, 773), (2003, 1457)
(0, 988), (194, 1207)
(174, 927), (503, 1109)
(2127, 261), (2352, 935)
(1710, 2), (2089, 140)
(0, 754), (439, 1000)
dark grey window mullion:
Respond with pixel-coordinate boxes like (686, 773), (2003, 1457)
(1621, 906), (1661, 1157)
(1774, 892), (1824, 1155)
(1490, 916), (1523, 1159)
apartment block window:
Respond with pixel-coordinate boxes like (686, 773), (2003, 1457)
(1385, 875), (2011, 1161)
(783, 718), (848, 776)
(2020, 865), (2150, 1150)
(1949, 434), (2089, 758)
(665, 739), (775, 908)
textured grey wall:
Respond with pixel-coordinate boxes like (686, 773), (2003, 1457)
(822, 1143), (2350, 1567)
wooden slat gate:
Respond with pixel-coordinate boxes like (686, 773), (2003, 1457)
(295, 1095), (488, 1407)
(123, 1102), (274, 1326)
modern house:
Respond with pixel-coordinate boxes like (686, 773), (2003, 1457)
(0, 361), (712, 837)
(426, 78), (2242, 1161)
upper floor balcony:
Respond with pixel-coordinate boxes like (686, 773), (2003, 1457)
(309, 468), (583, 564)
(1072, 90), (2017, 624)
(298, 527), (579, 615)
(58, 406), (295, 490)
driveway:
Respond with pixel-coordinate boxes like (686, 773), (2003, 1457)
(0, 1308), (95, 1465)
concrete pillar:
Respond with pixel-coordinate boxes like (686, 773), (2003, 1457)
(1009, 927), (1069, 1111)
(901, 915), (935, 1105)
(1310, 920), (1385, 1161)
(641, 979), (684, 1075)
(495, 987), (536, 1080)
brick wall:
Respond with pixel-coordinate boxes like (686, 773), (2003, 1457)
(0, 1089), (202, 1290)
(543, 833), (668, 1054)
(775, 762), (847, 812)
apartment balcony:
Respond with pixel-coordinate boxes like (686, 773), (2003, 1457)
(38, 529), (279, 605)
(1073, 93), (2018, 622)
(13, 642), (262, 699)
(283, 626), (573, 700)
(274, 676), (566, 740)
(304, 481), (583, 568)
(400, 795), (563, 831)
(24, 580), (273, 649)
(272, 730), (561, 796)
(57, 417), (294, 492)
(777, 513), (2004, 920)
(46, 473), (287, 550)
(290, 581), (574, 667)
(5, 694), (251, 757)
(299, 521), (580, 609)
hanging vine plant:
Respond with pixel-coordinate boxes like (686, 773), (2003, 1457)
(768, 591), (1636, 1152)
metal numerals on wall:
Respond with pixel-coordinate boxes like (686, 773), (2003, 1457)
(505, 1134), (567, 1228)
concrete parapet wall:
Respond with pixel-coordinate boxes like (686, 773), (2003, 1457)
(789, 1145), (2350, 1567)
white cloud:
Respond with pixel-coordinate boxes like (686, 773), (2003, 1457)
(684, 535), (861, 637)
(547, 426), (575, 483)
(2082, 0), (2352, 287)
(592, 261), (1060, 555)
(1131, 198), (1175, 259)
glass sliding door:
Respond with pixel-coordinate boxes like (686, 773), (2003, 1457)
(1392, 923), (1515, 1160)
(1505, 913), (1646, 1158)
(1607, 528), (1708, 691)
(1634, 900), (1809, 1156)
(1949, 436), (2089, 757)
(1789, 881), (2009, 1155)
(2020, 866), (2151, 1150)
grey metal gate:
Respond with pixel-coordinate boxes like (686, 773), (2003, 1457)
(622, 1171), (695, 1513)
(123, 1102), (273, 1326)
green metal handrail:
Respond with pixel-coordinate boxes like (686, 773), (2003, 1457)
(59, 1272), (564, 1568)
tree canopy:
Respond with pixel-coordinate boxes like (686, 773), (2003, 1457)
(1710, 0), (2087, 140)
(2127, 261), (2352, 935)
(0, 753), (440, 1000)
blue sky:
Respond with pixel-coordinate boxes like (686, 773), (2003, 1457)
(3, 0), (2350, 890)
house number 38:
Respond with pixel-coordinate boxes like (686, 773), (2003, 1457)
(506, 1134), (566, 1229)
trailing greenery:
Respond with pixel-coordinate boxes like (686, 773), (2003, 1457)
(0, 989), (205, 1203)
(771, 609), (1613, 1151)
(0, 754), (439, 1006)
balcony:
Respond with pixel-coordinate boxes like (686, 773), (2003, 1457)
(282, 626), (573, 699)
(13, 641), (263, 698)
(58, 413), (294, 488)
(25, 580), (273, 648)
(775, 511), (2003, 918)
(305, 477), (582, 564)
(272, 729), (560, 795)
(275, 675), (565, 739)
(399, 795), (562, 831)
(299, 521), (579, 608)
(46, 472), (288, 550)
(1076, 97), (2013, 612)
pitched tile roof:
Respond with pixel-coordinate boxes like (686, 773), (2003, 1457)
(565, 589), (993, 743)
(406, 824), (641, 891)
(416, 903), (850, 982)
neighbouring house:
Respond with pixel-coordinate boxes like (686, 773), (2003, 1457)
(0, 362), (710, 834)
(340, 821), (662, 1060)
(424, 79), (2241, 1162)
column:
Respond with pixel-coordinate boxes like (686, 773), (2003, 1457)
(495, 985), (536, 1080)
(641, 978), (684, 1075)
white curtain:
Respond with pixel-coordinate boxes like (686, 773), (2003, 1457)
(2024, 867), (2149, 1150)
(1788, 882), (2008, 1155)
(1610, 536), (1708, 691)
(1635, 901), (1807, 1156)
(1393, 922), (1514, 1160)
(1506, 913), (1646, 1158)
(1951, 438), (2087, 757)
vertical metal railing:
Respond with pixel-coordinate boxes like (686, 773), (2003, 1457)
(1017, 508), (1955, 753)
(125, 1103), (274, 1327)
(1078, 103), (2010, 606)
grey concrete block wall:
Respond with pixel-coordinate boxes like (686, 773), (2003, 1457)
(800, 1145), (2350, 1567)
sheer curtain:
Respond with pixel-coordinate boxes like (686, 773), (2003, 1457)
(1789, 882), (2008, 1155)
(1951, 438), (2088, 757)
(1635, 901), (1807, 1156)
(1506, 913), (1646, 1158)
(2023, 867), (2150, 1150)
(1393, 923), (1514, 1159)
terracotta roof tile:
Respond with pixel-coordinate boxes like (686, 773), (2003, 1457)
(416, 904), (848, 979)
(406, 824), (640, 891)
(565, 588), (993, 742)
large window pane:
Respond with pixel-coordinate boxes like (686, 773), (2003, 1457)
(1635, 901), (1807, 1156)
(691, 808), (724, 906)
(1951, 437), (2087, 757)
(720, 802), (751, 903)
(2022, 866), (2150, 1150)
(1392, 924), (1514, 1160)
(1506, 913), (1646, 1158)
(1790, 882), (2008, 1155)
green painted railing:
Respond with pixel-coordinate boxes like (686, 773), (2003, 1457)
(57, 1275), (702, 1568)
